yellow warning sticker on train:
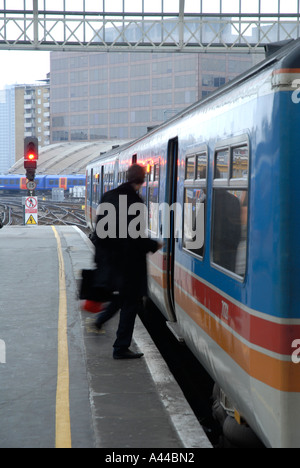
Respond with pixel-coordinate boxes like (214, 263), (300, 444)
(26, 215), (37, 225)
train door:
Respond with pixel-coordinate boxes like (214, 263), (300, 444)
(164, 137), (178, 321)
(59, 177), (67, 190)
(89, 168), (94, 227)
(100, 165), (104, 198)
(85, 170), (88, 222)
(20, 177), (27, 190)
(114, 158), (119, 188)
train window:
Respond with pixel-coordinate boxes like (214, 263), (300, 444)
(148, 186), (159, 233)
(196, 153), (207, 180)
(215, 149), (229, 179)
(93, 173), (100, 204)
(149, 165), (154, 182)
(103, 171), (114, 193)
(212, 139), (249, 279)
(183, 149), (207, 257)
(148, 162), (160, 235)
(154, 163), (160, 181)
(185, 156), (195, 180)
(232, 146), (249, 180)
(183, 188), (205, 256)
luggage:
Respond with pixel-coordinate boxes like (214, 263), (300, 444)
(81, 299), (104, 314)
(79, 268), (115, 302)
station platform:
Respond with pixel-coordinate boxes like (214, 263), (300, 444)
(0, 225), (211, 449)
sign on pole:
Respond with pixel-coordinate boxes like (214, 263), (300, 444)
(24, 196), (38, 225)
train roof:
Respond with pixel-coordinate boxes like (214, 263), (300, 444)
(87, 38), (300, 166)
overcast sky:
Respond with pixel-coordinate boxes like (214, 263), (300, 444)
(0, 51), (50, 89)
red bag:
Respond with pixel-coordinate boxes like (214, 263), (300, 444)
(82, 300), (104, 314)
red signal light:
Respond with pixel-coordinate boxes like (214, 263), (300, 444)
(24, 137), (38, 161)
(25, 145), (38, 161)
(24, 137), (38, 178)
(27, 153), (36, 161)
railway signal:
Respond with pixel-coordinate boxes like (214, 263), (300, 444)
(24, 137), (38, 182)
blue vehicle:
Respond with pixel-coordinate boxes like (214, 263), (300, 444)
(0, 174), (85, 194)
(86, 39), (300, 447)
(44, 175), (85, 191)
(0, 175), (46, 193)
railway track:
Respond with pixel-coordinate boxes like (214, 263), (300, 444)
(0, 196), (87, 232)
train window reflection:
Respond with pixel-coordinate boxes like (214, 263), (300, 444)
(196, 153), (207, 180)
(185, 156), (195, 179)
(212, 189), (248, 278)
(147, 162), (160, 235)
(183, 149), (207, 258)
(212, 139), (249, 279)
(215, 149), (229, 179)
(183, 188), (205, 257)
(232, 146), (248, 179)
(149, 186), (159, 234)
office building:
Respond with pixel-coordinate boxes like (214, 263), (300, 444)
(0, 80), (50, 173)
(0, 86), (15, 174)
(50, 51), (262, 143)
(23, 81), (51, 148)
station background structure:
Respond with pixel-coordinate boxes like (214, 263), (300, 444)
(0, 1), (300, 53)
(2, 1), (300, 171)
(50, 49), (262, 142)
(8, 139), (130, 175)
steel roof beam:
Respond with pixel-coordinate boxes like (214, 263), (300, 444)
(0, 4), (299, 53)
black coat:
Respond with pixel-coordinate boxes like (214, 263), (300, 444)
(94, 182), (159, 299)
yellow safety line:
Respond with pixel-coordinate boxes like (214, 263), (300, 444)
(52, 226), (72, 449)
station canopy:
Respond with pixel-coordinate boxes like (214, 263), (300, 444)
(8, 140), (131, 175)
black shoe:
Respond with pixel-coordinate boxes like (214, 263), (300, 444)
(113, 349), (144, 360)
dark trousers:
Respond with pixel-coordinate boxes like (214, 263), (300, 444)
(95, 295), (142, 352)
(95, 295), (121, 327)
(113, 297), (142, 352)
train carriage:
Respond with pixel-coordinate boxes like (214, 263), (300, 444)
(86, 39), (300, 448)
(0, 175), (46, 193)
(0, 174), (85, 194)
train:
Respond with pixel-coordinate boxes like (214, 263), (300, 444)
(86, 39), (300, 448)
(0, 174), (85, 194)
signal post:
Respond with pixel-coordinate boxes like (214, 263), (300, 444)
(23, 137), (39, 225)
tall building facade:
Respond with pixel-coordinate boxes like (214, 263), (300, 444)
(0, 81), (50, 173)
(50, 51), (262, 143)
(0, 86), (15, 174)
(23, 83), (50, 145)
